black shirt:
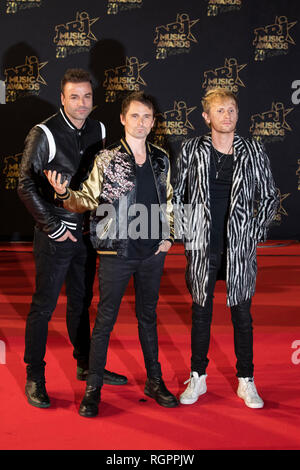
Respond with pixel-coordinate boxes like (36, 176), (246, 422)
(127, 154), (162, 259)
(209, 147), (234, 253)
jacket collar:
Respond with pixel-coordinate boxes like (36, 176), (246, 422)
(120, 137), (151, 157)
(201, 133), (246, 160)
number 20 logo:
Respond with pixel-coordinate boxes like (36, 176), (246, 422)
(291, 340), (300, 365)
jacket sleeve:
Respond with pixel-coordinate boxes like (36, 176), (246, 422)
(17, 126), (67, 239)
(172, 139), (192, 240)
(165, 160), (175, 243)
(253, 141), (279, 242)
(172, 139), (190, 207)
(56, 155), (103, 213)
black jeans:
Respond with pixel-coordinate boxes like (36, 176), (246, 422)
(87, 252), (166, 387)
(191, 252), (254, 378)
(24, 227), (96, 380)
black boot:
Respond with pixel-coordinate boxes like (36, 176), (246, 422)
(144, 377), (178, 408)
(25, 379), (50, 408)
(77, 366), (127, 385)
(79, 385), (101, 417)
(76, 366), (89, 381)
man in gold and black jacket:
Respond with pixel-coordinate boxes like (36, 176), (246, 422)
(46, 91), (178, 417)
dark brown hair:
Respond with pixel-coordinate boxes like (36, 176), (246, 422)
(61, 68), (92, 94)
(121, 91), (155, 116)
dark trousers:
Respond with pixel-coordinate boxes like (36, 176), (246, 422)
(24, 227), (96, 381)
(191, 252), (254, 378)
(87, 252), (166, 387)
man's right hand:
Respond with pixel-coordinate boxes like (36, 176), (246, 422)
(55, 229), (77, 242)
(44, 171), (77, 242)
(44, 170), (68, 195)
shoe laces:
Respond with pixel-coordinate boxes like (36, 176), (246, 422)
(183, 373), (198, 388)
(32, 380), (47, 395)
(243, 378), (259, 398)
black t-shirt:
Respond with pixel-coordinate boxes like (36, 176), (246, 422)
(209, 147), (234, 253)
(127, 155), (162, 259)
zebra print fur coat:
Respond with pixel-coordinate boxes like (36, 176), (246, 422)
(172, 134), (279, 307)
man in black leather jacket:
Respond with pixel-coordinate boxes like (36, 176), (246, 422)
(18, 69), (127, 409)
(46, 91), (178, 417)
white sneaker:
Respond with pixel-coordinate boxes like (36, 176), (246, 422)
(180, 372), (207, 405)
(237, 377), (264, 409)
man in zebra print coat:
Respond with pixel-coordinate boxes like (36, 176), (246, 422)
(173, 88), (278, 409)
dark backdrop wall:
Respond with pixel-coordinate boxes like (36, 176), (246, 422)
(0, 0), (299, 241)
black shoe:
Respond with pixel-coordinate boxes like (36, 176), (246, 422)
(25, 379), (50, 408)
(144, 377), (179, 408)
(77, 367), (127, 385)
(79, 385), (101, 418)
(103, 369), (128, 385)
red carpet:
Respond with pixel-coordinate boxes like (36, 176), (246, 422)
(0, 241), (300, 450)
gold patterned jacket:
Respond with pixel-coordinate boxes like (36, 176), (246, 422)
(57, 138), (174, 255)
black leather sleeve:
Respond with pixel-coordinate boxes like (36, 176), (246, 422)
(17, 126), (67, 238)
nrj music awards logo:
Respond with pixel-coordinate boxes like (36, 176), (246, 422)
(254, 188), (290, 226)
(2, 153), (22, 190)
(103, 57), (148, 103)
(207, 0), (242, 16)
(250, 102), (293, 144)
(253, 16), (297, 61)
(5, 0), (42, 14)
(154, 101), (197, 146)
(273, 189), (291, 225)
(107, 0), (143, 15)
(54, 11), (99, 59)
(4, 56), (47, 102)
(202, 58), (246, 93)
(154, 13), (199, 59)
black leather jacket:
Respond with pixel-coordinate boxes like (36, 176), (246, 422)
(57, 138), (175, 256)
(18, 108), (105, 239)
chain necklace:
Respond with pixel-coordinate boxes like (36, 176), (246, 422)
(211, 142), (233, 179)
